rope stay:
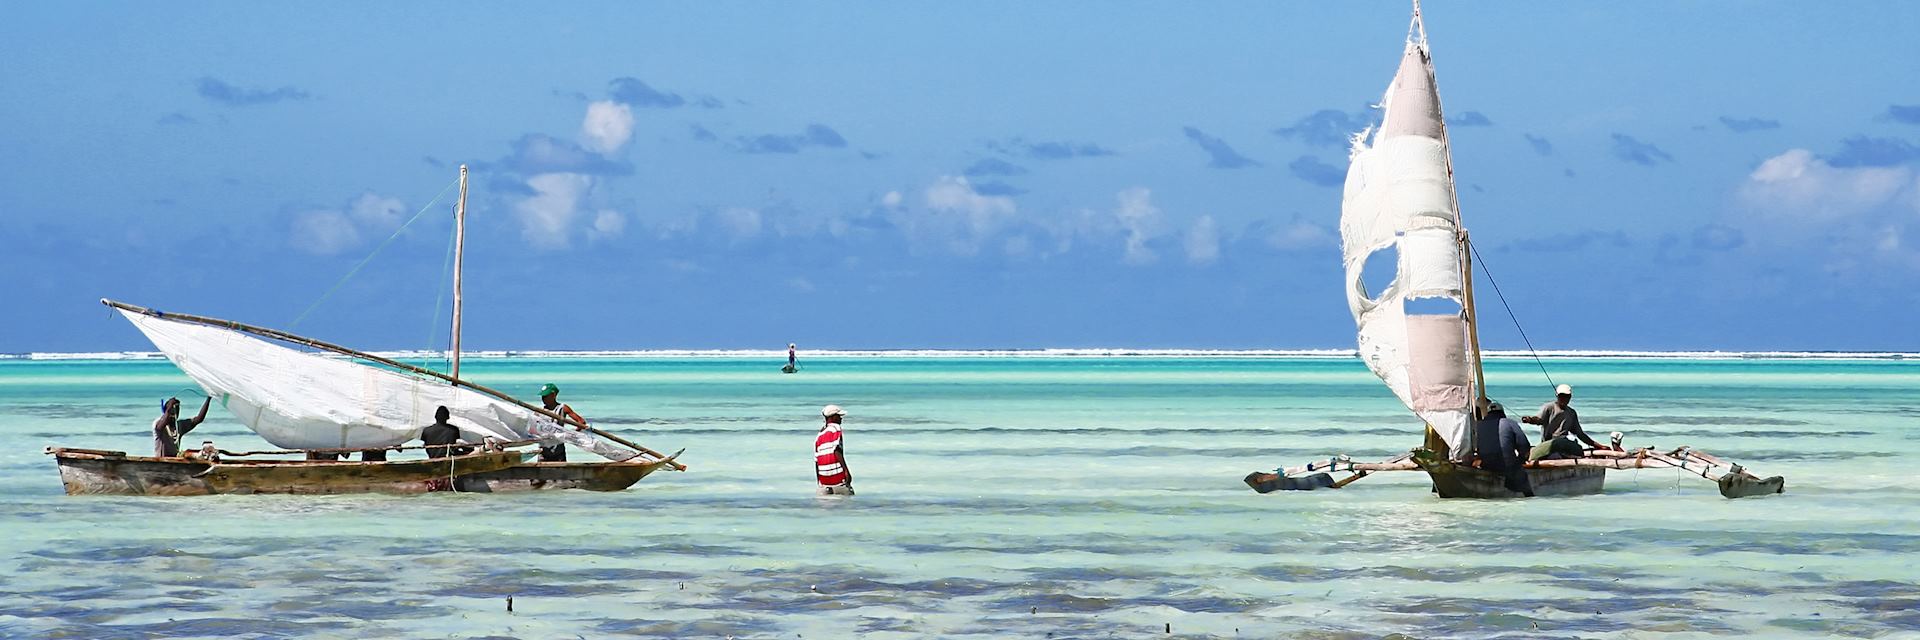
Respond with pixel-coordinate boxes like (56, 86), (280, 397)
(289, 176), (461, 330)
(1466, 240), (1556, 389)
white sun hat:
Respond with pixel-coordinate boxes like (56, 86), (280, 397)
(821, 404), (846, 417)
(1556, 384), (1574, 395)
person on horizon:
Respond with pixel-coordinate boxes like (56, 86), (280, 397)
(152, 396), (211, 458)
(421, 406), (472, 458)
(815, 405), (853, 495)
(788, 343), (798, 371)
(1472, 399), (1534, 497)
(1523, 384), (1608, 461)
(536, 383), (588, 462)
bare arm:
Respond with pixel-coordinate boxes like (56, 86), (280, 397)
(179, 397), (213, 434)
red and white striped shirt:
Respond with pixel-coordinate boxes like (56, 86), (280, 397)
(815, 423), (849, 486)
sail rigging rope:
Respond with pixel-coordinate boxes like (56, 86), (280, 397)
(422, 219), (459, 371)
(288, 176), (461, 331)
(1467, 240), (1556, 389)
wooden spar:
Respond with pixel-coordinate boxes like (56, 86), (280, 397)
(99, 298), (687, 471)
(451, 164), (468, 380)
(1460, 234), (1488, 412)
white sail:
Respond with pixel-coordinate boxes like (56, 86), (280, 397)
(1340, 34), (1476, 460)
(121, 308), (625, 455)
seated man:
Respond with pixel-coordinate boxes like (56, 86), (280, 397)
(1523, 384), (1607, 461)
(421, 406), (473, 458)
(1472, 400), (1534, 497)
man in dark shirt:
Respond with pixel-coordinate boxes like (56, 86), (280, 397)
(1523, 384), (1606, 461)
(152, 396), (211, 458)
(421, 406), (472, 458)
(1473, 400), (1534, 497)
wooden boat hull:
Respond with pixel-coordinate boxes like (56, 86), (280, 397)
(48, 447), (528, 496)
(51, 448), (214, 496)
(460, 460), (669, 492)
(1414, 454), (1606, 498)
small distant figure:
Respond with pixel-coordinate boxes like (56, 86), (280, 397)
(536, 383), (589, 462)
(1472, 400), (1534, 497)
(784, 343), (799, 374)
(815, 405), (853, 495)
(152, 396), (211, 458)
(1523, 384), (1608, 461)
(422, 406), (473, 458)
(189, 440), (219, 464)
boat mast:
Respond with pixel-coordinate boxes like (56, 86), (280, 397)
(450, 164), (468, 381)
(1411, 0), (1490, 414)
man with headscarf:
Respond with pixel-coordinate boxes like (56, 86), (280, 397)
(815, 405), (852, 495)
(535, 383), (588, 462)
(152, 396), (211, 458)
(1473, 399), (1534, 497)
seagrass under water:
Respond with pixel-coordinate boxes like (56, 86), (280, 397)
(0, 355), (1915, 638)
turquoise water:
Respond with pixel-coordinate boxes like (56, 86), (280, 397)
(1, 355), (1916, 638)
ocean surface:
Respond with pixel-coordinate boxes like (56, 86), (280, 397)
(1, 354), (1915, 639)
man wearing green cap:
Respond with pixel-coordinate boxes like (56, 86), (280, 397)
(535, 383), (588, 461)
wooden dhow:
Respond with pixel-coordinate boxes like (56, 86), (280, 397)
(1245, 4), (1783, 499)
(50, 166), (684, 495)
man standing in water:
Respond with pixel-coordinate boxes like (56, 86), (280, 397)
(152, 396), (211, 458)
(785, 343), (798, 373)
(815, 405), (852, 495)
(536, 383), (588, 462)
(1523, 384), (1608, 461)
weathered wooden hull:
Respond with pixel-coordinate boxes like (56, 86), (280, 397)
(460, 460), (669, 492)
(1415, 456), (1606, 498)
(48, 447), (527, 496)
(51, 448), (215, 496)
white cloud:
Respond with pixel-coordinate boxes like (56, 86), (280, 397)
(881, 190), (903, 209)
(291, 210), (362, 255)
(1113, 187), (1163, 265)
(713, 207), (763, 239)
(347, 193), (407, 229)
(925, 176), (1015, 237)
(591, 209), (626, 241)
(581, 100), (635, 154)
(1185, 215), (1220, 265)
(514, 173), (593, 249)
(1266, 219), (1334, 251)
(1739, 149), (1912, 223)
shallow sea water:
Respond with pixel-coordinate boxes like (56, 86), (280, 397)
(0, 355), (1916, 639)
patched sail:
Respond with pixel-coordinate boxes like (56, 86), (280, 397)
(120, 308), (633, 458)
(1340, 33), (1477, 460)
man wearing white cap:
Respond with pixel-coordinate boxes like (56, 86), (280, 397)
(1523, 383), (1607, 461)
(815, 405), (853, 495)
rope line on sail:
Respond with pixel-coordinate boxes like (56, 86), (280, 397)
(1466, 240), (1556, 389)
(289, 176), (461, 331)
(422, 218), (459, 371)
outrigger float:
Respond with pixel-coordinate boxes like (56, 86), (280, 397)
(48, 166), (685, 496)
(1245, 3), (1782, 499)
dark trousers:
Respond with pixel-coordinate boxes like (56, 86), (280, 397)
(1483, 457), (1535, 497)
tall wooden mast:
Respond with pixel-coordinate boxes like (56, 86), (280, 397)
(450, 164), (468, 381)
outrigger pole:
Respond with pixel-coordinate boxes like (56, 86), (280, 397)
(100, 299), (687, 471)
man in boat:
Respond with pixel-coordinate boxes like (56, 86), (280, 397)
(785, 343), (798, 373)
(535, 383), (589, 462)
(152, 396), (211, 458)
(1473, 400), (1534, 497)
(422, 406), (472, 458)
(815, 405), (852, 495)
(1523, 384), (1608, 461)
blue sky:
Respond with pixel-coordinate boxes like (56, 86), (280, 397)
(3, 2), (1918, 352)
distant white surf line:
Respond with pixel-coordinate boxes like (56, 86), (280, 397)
(5, 349), (1915, 361)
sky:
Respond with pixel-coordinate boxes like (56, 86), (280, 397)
(2, 2), (1918, 353)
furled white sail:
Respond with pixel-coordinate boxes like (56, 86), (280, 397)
(1340, 35), (1476, 460)
(121, 308), (631, 459)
